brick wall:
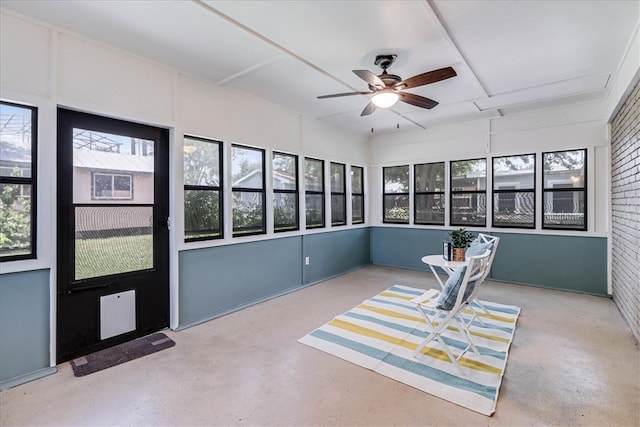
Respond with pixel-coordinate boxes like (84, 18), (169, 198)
(610, 80), (640, 344)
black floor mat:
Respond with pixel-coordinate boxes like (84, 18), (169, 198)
(70, 332), (175, 377)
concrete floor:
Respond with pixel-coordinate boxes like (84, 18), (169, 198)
(1, 265), (639, 426)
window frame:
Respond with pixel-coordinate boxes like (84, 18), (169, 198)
(449, 158), (487, 227)
(414, 162), (445, 226)
(542, 148), (587, 231)
(491, 153), (536, 229)
(351, 165), (365, 225)
(0, 100), (38, 262)
(183, 135), (224, 242)
(231, 144), (266, 237)
(304, 157), (325, 229)
(383, 165), (410, 224)
(330, 162), (346, 226)
(272, 151), (299, 233)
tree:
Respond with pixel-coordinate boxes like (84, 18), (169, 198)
(0, 183), (31, 254)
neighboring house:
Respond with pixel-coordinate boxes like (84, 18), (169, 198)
(0, 139), (31, 198)
(231, 169), (296, 206)
(73, 149), (154, 204)
(72, 148), (155, 236)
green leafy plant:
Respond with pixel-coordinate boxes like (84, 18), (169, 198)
(449, 227), (475, 248)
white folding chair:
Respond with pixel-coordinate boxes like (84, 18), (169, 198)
(469, 233), (500, 320)
(411, 251), (492, 372)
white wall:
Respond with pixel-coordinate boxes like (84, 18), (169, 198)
(606, 20), (640, 121)
(367, 100), (610, 236)
(0, 10), (370, 275)
(0, 10), (370, 341)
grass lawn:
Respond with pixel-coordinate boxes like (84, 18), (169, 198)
(75, 234), (153, 280)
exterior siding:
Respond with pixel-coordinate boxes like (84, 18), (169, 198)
(610, 80), (640, 344)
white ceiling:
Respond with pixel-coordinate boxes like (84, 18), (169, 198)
(2, 0), (638, 136)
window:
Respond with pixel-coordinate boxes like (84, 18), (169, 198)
(542, 149), (586, 230)
(183, 136), (223, 241)
(232, 145), (265, 236)
(330, 162), (346, 226)
(351, 165), (364, 224)
(0, 101), (37, 261)
(414, 162), (445, 225)
(305, 157), (324, 229)
(93, 173), (132, 200)
(273, 152), (298, 232)
(383, 165), (409, 223)
(492, 154), (535, 228)
(450, 159), (486, 227)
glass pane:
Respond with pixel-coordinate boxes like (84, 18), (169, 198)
(415, 193), (445, 225)
(493, 155), (535, 190)
(73, 128), (154, 204)
(543, 150), (585, 188)
(232, 191), (264, 235)
(305, 193), (324, 228)
(384, 194), (409, 223)
(415, 163), (444, 192)
(183, 137), (220, 187)
(0, 183), (32, 258)
(0, 103), (32, 178)
(544, 190), (585, 229)
(331, 194), (346, 225)
(351, 166), (363, 194)
(75, 206), (153, 280)
(384, 166), (409, 193)
(232, 146), (263, 190)
(185, 189), (220, 240)
(273, 153), (297, 190)
(451, 159), (486, 191)
(274, 192), (297, 231)
(451, 192), (486, 226)
(305, 158), (323, 192)
(330, 162), (345, 193)
(351, 195), (364, 223)
(493, 192), (534, 227)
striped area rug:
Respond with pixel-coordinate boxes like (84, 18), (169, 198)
(298, 285), (521, 416)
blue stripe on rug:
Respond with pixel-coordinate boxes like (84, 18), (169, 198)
(370, 296), (515, 334)
(310, 329), (497, 401)
(471, 302), (520, 315)
(343, 312), (506, 359)
(369, 297), (419, 311)
(388, 285), (425, 296)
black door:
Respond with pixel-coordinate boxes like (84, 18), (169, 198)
(56, 108), (169, 363)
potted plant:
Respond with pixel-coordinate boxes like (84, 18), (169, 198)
(448, 228), (475, 261)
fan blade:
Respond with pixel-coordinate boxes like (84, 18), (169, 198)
(353, 70), (385, 88)
(397, 67), (457, 89)
(360, 101), (376, 116)
(317, 91), (372, 99)
(398, 92), (439, 109)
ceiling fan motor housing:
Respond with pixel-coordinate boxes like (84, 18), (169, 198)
(374, 54), (397, 70)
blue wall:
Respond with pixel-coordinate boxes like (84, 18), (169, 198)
(178, 228), (371, 328)
(303, 228), (371, 284)
(489, 232), (608, 295)
(370, 227), (608, 296)
(0, 269), (55, 388)
(0, 226), (608, 388)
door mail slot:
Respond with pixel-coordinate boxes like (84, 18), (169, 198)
(100, 290), (136, 340)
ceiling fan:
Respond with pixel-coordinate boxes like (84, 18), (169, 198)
(317, 54), (456, 116)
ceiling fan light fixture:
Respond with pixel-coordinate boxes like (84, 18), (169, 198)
(371, 90), (399, 108)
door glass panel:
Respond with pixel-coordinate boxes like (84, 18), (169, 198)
(72, 128), (154, 204)
(75, 206), (153, 280)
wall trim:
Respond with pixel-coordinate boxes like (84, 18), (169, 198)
(0, 367), (57, 391)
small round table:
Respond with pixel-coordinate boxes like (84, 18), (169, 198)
(420, 255), (466, 289)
